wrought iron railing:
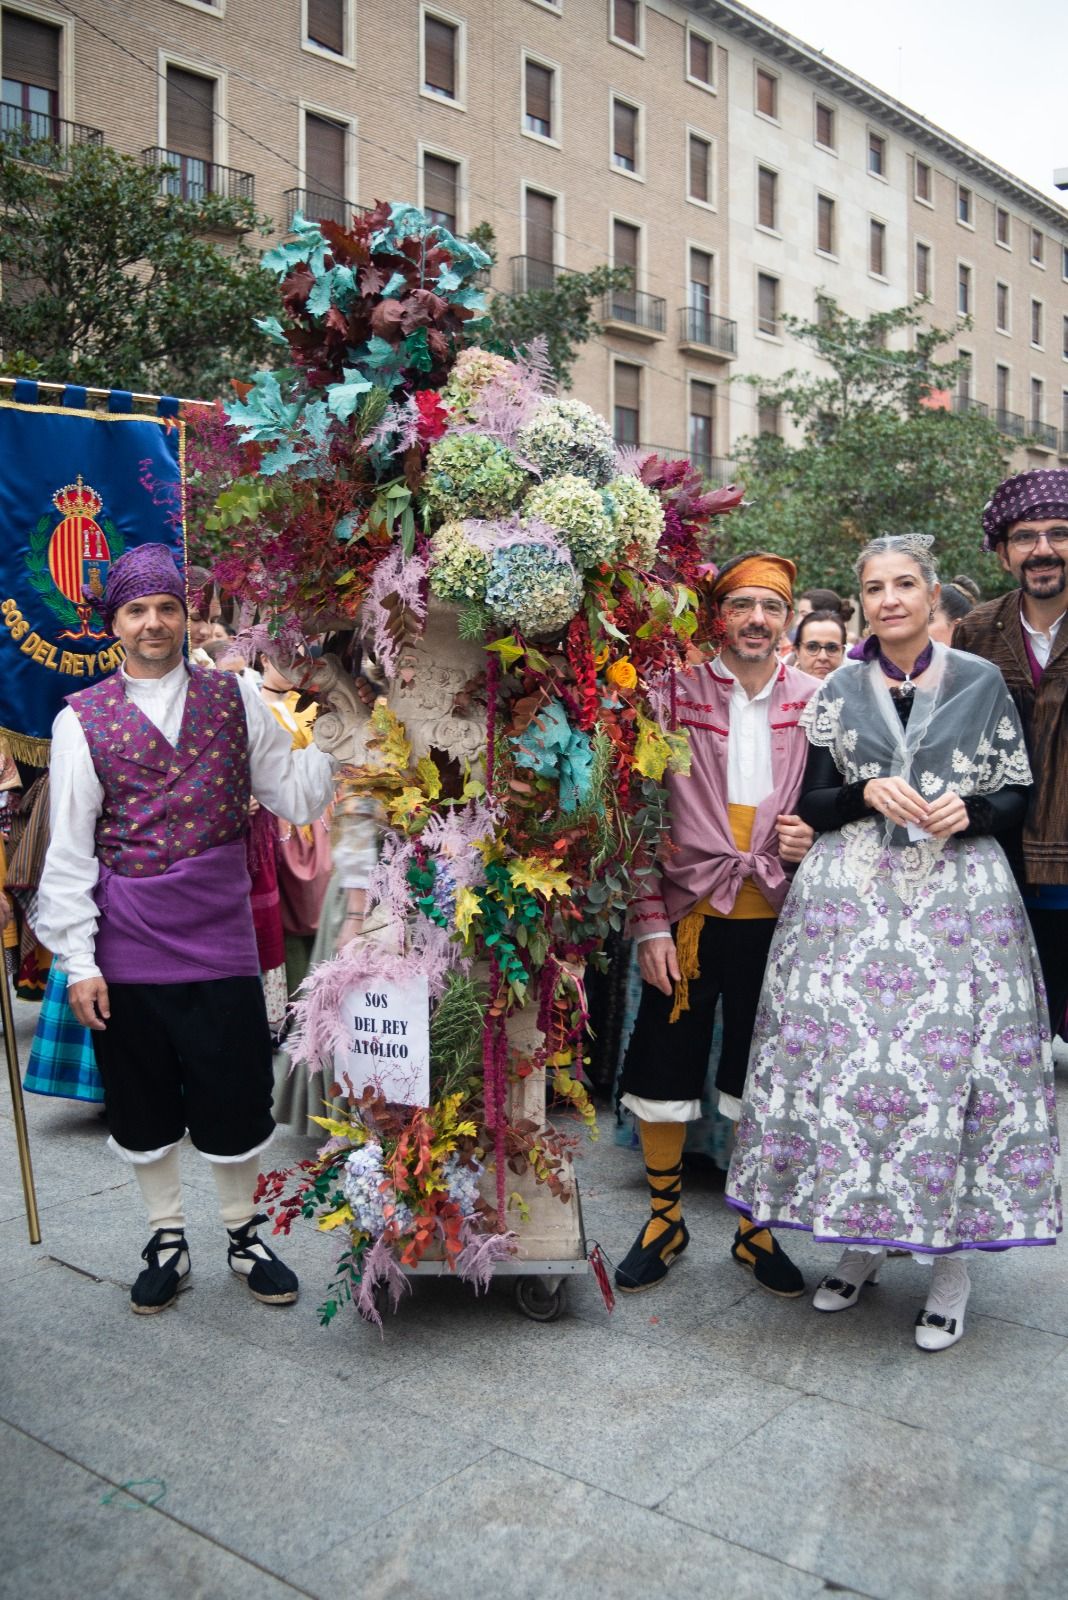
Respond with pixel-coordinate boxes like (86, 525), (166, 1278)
(950, 394), (989, 418)
(141, 148), (255, 202)
(678, 307), (738, 356)
(1029, 420), (1058, 450)
(603, 288), (666, 333)
(995, 407), (1026, 439)
(283, 187), (360, 228)
(509, 255), (565, 292)
(0, 106), (102, 169)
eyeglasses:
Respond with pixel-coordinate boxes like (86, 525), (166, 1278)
(721, 596), (789, 619)
(1006, 528), (1068, 552)
(800, 641), (843, 656)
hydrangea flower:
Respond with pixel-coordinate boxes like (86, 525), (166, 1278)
(442, 1153), (483, 1217)
(485, 541), (583, 637)
(424, 433), (528, 521)
(517, 398), (617, 486)
(524, 474), (619, 570)
(441, 348), (516, 418)
(428, 520), (492, 604)
(341, 1142), (413, 1236)
(605, 474), (666, 568)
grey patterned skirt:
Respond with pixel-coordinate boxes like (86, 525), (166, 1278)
(726, 818), (1062, 1254)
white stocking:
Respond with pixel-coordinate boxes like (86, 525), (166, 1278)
(132, 1145), (184, 1233)
(209, 1154), (262, 1232)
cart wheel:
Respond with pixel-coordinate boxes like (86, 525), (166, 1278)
(515, 1276), (565, 1322)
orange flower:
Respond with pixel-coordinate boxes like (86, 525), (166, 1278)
(606, 657), (638, 691)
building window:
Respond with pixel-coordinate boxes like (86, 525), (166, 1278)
(611, 97), (639, 173)
(814, 100), (835, 151)
(613, 361), (641, 446)
(523, 58), (555, 139)
(687, 28), (713, 89)
(1031, 228), (1044, 266)
(914, 158), (931, 203)
(957, 262), (971, 316)
(995, 206), (1010, 247)
(1032, 299), (1043, 347)
(996, 281), (1010, 332)
(1063, 243), (1068, 282)
(868, 131), (886, 177)
(957, 184), (972, 225)
(757, 401), (781, 437)
(689, 247), (713, 317)
(164, 66), (216, 197)
(306, 0), (345, 55)
(915, 240), (931, 296)
(689, 380), (716, 468)
(996, 363), (1010, 415)
(1031, 376), (1044, 427)
(1062, 389), (1068, 438)
(817, 193), (836, 256)
(610, 0), (641, 49)
(0, 11), (61, 141)
(1063, 314), (1068, 360)
(524, 188), (556, 280)
(304, 111), (347, 215)
(957, 351), (973, 403)
(422, 12), (459, 101)
(423, 151), (459, 230)
(869, 219), (886, 278)
(688, 133), (712, 205)
(757, 165), (777, 230)
(612, 216), (640, 282)
(755, 66), (777, 120)
(757, 272), (779, 337)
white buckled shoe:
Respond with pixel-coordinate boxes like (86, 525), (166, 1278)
(915, 1256), (970, 1351)
(812, 1247), (885, 1312)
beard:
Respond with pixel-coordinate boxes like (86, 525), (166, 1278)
(1021, 558), (1066, 598)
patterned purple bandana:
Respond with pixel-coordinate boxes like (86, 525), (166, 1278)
(981, 469), (1068, 551)
(94, 543), (186, 630)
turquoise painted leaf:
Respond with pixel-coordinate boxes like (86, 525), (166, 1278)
(326, 368), (373, 422)
(381, 271), (407, 299)
(331, 265), (357, 308)
(224, 369), (301, 442)
(303, 399), (332, 446)
(260, 439), (304, 475)
(306, 271), (335, 317)
(435, 266), (462, 293)
(253, 315), (289, 345)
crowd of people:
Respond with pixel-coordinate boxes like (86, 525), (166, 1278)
(5, 466), (1063, 1340)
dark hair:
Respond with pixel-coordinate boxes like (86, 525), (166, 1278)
(951, 573), (981, 603)
(936, 582), (975, 623)
(202, 637), (244, 664)
(800, 586), (851, 624)
(796, 609), (847, 650)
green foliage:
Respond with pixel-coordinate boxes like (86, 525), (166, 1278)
(429, 971), (489, 1097)
(468, 222), (632, 388)
(726, 299), (1015, 595)
(0, 137), (279, 395)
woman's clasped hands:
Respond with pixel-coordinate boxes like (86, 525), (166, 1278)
(862, 777), (969, 839)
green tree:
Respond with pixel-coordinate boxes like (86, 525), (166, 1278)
(467, 222), (631, 389)
(723, 299), (1015, 595)
(0, 136), (280, 396)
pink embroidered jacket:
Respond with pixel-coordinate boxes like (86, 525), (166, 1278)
(626, 660), (817, 937)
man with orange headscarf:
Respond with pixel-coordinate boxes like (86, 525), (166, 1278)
(617, 552), (818, 1296)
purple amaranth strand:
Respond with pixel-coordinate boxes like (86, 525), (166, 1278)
(484, 647), (499, 800)
(669, 668), (678, 732)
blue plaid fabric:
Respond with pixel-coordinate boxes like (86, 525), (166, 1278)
(23, 962), (104, 1103)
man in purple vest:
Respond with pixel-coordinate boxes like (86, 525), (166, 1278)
(37, 545), (336, 1315)
(954, 469), (1068, 1041)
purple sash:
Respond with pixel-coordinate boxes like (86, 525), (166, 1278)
(93, 837), (259, 984)
(1020, 626), (1045, 687)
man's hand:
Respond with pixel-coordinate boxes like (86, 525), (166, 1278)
(924, 791), (969, 839)
(0, 893), (12, 933)
(68, 976), (110, 1031)
(776, 812), (814, 863)
(637, 935), (680, 996)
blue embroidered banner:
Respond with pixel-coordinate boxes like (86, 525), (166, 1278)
(0, 396), (185, 761)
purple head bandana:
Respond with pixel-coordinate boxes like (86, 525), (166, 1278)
(981, 469), (1068, 551)
(94, 543), (186, 630)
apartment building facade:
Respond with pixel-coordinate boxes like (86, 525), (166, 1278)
(2, 0), (1066, 475)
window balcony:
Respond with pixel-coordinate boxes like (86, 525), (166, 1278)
(0, 106), (102, 171)
(602, 288), (667, 340)
(995, 407), (1026, 439)
(677, 307), (738, 360)
(950, 394), (989, 419)
(283, 187), (361, 229)
(142, 148), (255, 203)
(1028, 420), (1058, 452)
(510, 255), (564, 293)
(1060, 430), (1068, 459)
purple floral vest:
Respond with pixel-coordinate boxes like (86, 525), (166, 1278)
(67, 666), (250, 876)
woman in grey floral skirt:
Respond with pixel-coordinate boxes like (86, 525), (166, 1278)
(727, 534), (1061, 1351)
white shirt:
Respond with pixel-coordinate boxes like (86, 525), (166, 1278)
(37, 661), (336, 984)
(1020, 604), (1065, 670)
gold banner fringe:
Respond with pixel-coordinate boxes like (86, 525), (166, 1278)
(0, 725), (51, 766)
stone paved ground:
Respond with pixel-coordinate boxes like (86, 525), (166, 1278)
(2, 994), (1065, 1600)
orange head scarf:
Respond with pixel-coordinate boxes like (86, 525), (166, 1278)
(706, 551), (797, 607)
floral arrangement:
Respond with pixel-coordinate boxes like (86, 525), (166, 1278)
(191, 200), (742, 1322)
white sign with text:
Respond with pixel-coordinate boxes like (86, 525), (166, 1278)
(334, 976), (431, 1107)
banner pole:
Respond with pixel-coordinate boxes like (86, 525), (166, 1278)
(0, 959), (42, 1244)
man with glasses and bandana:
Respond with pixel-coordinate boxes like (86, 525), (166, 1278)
(616, 553), (818, 1297)
(954, 469), (1068, 1042)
